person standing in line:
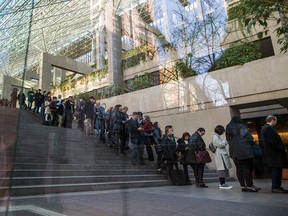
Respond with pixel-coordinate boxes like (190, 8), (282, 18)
(261, 115), (288, 193)
(76, 97), (85, 131)
(83, 96), (95, 135)
(212, 125), (233, 189)
(17, 91), (26, 109)
(33, 89), (42, 114)
(127, 112), (144, 165)
(119, 106), (129, 154)
(189, 128), (208, 188)
(96, 103), (108, 144)
(10, 88), (18, 108)
(161, 125), (178, 179)
(152, 121), (163, 172)
(27, 88), (35, 110)
(177, 132), (192, 185)
(64, 96), (74, 128)
(143, 115), (155, 163)
(226, 116), (260, 192)
(57, 100), (65, 128)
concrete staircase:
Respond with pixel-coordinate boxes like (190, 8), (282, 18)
(0, 107), (223, 197)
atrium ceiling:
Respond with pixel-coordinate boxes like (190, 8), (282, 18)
(0, 0), (144, 91)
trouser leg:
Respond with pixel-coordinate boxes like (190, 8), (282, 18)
(198, 164), (205, 184)
(157, 152), (163, 169)
(191, 163), (199, 184)
(234, 159), (245, 187)
(183, 164), (190, 182)
(137, 142), (144, 164)
(271, 167), (282, 189)
(241, 158), (254, 187)
(146, 145), (154, 161)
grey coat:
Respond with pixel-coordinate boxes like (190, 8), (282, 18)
(212, 133), (232, 170)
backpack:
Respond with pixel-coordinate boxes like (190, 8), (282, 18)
(209, 142), (216, 153)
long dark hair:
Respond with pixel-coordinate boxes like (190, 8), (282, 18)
(182, 132), (190, 140)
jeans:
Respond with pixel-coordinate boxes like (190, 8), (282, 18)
(130, 137), (144, 164)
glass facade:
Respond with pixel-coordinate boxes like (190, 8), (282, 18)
(1, 0), (288, 215)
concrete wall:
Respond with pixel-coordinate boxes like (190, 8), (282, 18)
(39, 52), (93, 91)
(99, 53), (288, 172)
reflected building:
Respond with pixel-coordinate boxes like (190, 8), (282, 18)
(1, 0), (288, 179)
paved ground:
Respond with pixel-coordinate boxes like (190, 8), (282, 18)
(1, 179), (288, 216)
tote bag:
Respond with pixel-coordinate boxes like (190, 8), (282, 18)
(195, 150), (212, 163)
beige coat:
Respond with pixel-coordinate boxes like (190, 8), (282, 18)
(44, 101), (51, 114)
(212, 133), (232, 171)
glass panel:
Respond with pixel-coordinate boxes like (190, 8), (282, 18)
(1, 0), (288, 215)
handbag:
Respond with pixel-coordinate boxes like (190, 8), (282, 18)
(208, 142), (216, 153)
(195, 150), (212, 163)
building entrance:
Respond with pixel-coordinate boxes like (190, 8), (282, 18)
(242, 114), (288, 179)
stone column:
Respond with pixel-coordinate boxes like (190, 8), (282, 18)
(90, 0), (106, 70)
(39, 53), (51, 92)
(105, 0), (123, 87)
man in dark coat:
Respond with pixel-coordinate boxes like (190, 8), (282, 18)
(261, 115), (288, 193)
(189, 128), (208, 187)
(64, 96), (74, 128)
(83, 96), (95, 135)
(127, 112), (144, 165)
(33, 89), (42, 114)
(161, 125), (178, 178)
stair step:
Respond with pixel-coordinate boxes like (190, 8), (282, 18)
(0, 108), (226, 197)
(5, 174), (165, 186)
(3, 180), (171, 196)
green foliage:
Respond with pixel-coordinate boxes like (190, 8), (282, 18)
(74, 92), (91, 101)
(227, 4), (244, 21)
(216, 41), (262, 69)
(123, 53), (146, 69)
(128, 73), (153, 91)
(237, 0), (288, 52)
(174, 58), (197, 79)
(122, 44), (155, 69)
(104, 85), (123, 97)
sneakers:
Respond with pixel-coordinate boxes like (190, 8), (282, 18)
(219, 184), (233, 189)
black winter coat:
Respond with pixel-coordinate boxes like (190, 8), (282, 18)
(225, 123), (254, 160)
(177, 138), (190, 164)
(83, 101), (94, 119)
(127, 118), (142, 140)
(261, 124), (288, 168)
(185, 132), (205, 164)
(161, 134), (177, 162)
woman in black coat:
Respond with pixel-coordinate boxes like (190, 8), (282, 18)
(226, 116), (260, 192)
(177, 132), (191, 185)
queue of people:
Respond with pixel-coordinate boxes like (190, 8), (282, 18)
(2, 88), (288, 193)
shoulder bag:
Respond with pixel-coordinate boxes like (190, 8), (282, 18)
(195, 150), (212, 163)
